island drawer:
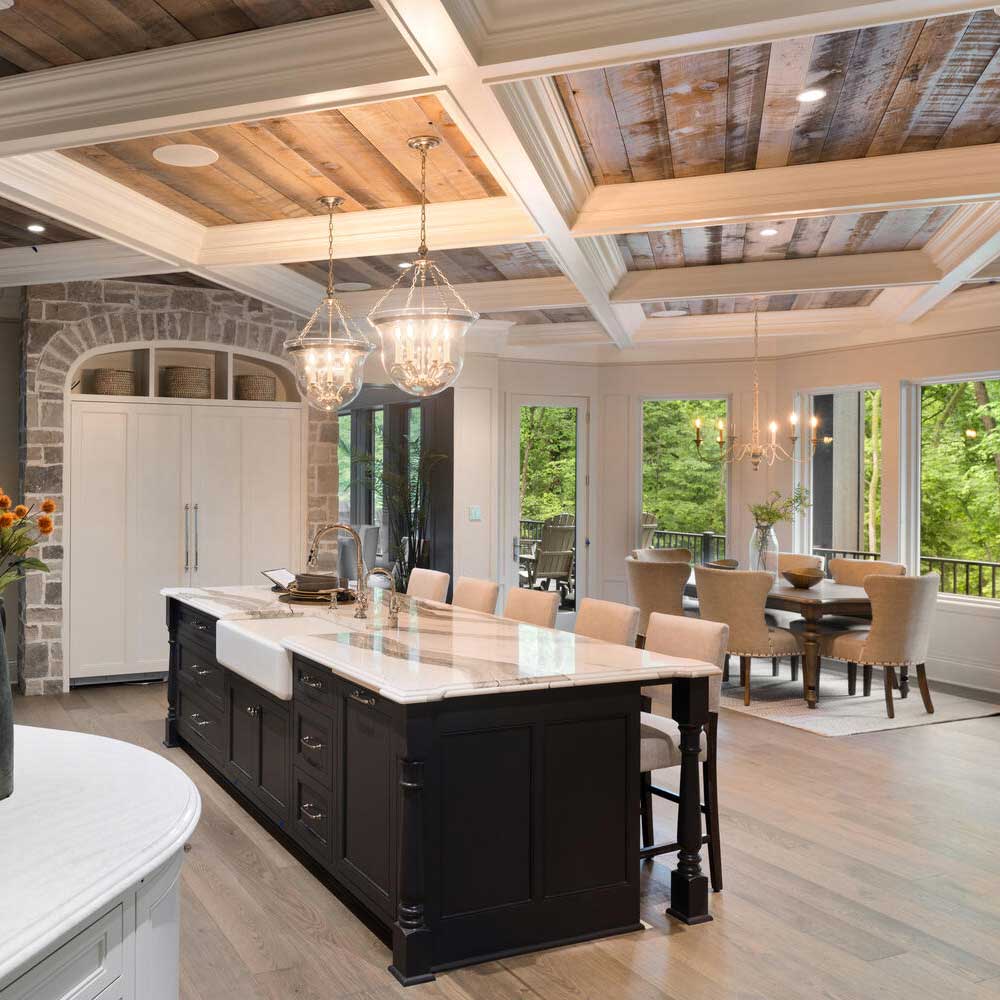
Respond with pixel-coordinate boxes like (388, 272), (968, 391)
(292, 768), (333, 865)
(176, 605), (216, 645)
(177, 683), (226, 767)
(293, 701), (334, 786)
(293, 656), (335, 709)
(177, 642), (224, 708)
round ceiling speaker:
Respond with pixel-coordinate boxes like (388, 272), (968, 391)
(152, 144), (219, 167)
(334, 282), (373, 292)
(650, 308), (688, 318)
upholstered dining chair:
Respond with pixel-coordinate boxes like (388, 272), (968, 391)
(778, 552), (823, 573)
(503, 588), (559, 628)
(632, 547), (693, 564)
(821, 573), (939, 718)
(639, 613), (728, 890)
(695, 566), (801, 704)
(625, 557), (691, 646)
(828, 557), (906, 585)
(574, 598), (639, 646)
(406, 568), (450, 603)
(451, 576), (500, 615)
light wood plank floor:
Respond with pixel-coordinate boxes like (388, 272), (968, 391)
(12, 682), (1000, 1000)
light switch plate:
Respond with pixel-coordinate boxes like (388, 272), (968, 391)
(467, 505), (482, 522)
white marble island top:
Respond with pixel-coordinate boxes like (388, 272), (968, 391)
(164, 586), (720, 704)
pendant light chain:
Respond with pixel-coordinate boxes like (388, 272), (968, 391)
(326, 202), (336, 297)
(417, 143), (429, 259)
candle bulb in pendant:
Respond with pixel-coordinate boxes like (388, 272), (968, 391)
(716, 418), (725, 447)
(769, 420), (777, 445)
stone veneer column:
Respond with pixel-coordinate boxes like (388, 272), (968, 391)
(19, 279), (338, 695)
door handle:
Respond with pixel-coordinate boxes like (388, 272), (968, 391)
(191, 665), (212, 677)
(513, 535), (519, 562)
(245, 704), (260, 718)
(184, 504), (190, 572)
(189, 712), (212, 728)
(193, 503), (199, 572)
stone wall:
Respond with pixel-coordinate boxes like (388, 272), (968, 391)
(19, 279), (338, 695)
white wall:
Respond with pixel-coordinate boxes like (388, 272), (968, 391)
(453, 324), (1000, 692)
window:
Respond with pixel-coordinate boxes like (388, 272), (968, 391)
(373, 408), (385, 536)
(809, 388), (882, 558)
(920, 379), (1000, 598)
(337, 413), (352, 521)
(641, 399), (726, 562)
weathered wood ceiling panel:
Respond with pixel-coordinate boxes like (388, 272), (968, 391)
(286, 242), (561, 289)
(0, 0), (370, 75)
(617, 206), (954, 269)
(0, 195), (90, 247)
(556, 10), (1000, 183)
(59, 96), (503, 224)
(480, 307), (594, 325)
(641, 289), (882, 315)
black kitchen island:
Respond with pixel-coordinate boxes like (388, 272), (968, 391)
(162, 586), (719, 984)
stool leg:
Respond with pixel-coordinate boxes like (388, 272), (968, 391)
(772, 656), (779, 677)
(899, 665), (910, 699)
(847, 662), (857, 696)
(741, 655), (752, 706)
(723, 654), (730, 683)
(883, 666), (896, 719)
(916, 664), (934, 714)
(863, 665), (872, 697)
(790, 655), (799, 682)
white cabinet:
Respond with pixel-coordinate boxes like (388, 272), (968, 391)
(69, 401), (303, 681)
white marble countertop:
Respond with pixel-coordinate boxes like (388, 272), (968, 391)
(0, 726), (201, 987)
(161, 584), (292, 619)
(164, 586), (720, 704)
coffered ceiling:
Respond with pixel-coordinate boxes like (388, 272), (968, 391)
(640, 290), (881, 316)
(0, 195), (88, 247)
(0, 1), (370, 75)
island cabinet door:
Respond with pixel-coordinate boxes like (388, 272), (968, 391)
(333, 680), (400, 922)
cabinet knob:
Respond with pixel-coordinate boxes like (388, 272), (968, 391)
(300, 802), (325, 821)
(300, 735), (324, 752)
(245, 704), (260, 718)
(192, 665), (212, 677)
(193, 622), (210, 632)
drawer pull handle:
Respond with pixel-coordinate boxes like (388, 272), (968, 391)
(245, 704), (260, 718)
(299, 674), (323, 690)
(190, 712), (213, 728)
(193, 621), (211, 632)
(300, 802), (325, 821)
(350, 688), (376, 707)
(192, 666), (212, 677)
(300, 735), (324, 752)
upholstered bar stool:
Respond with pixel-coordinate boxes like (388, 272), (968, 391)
(625, 557), (691, 647)
(503, 588), (559, 628)
(695, 566), (801, 704)
(406, 568), (450, 603)
(632, 547), (693, 563)
(821, 573), (939, 718)
(574, 598), (639, 646)
(639, 613), (728, 890)
(451, 576), (500, 615)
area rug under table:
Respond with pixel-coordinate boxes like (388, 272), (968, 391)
(719, 658), (1000, 736)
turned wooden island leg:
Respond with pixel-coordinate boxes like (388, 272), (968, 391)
(667, 676), (712, 925)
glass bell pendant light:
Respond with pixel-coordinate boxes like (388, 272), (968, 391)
(284, 196), (373, 412)
(367, 136), (479, 397)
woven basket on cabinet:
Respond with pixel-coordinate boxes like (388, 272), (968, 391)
(234, 374), (277, 401)
(164, 366), (211, 399)
(92, 368), (137, 396)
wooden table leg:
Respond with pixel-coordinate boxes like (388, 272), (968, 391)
(801, 614), (821, 710)
(667, 676), (712, 925)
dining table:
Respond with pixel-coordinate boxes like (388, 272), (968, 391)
(685, 575), (872, 709)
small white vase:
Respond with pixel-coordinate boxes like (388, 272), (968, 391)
(749, 524), (779, 578)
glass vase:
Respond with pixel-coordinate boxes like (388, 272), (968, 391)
(749, 524), (779, 578)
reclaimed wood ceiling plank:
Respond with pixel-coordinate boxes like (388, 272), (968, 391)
(554, 75), (606, 184)
(659, 49), (728, 178)
(755, 37), (815, 169)
(604, 61), (673, 181)
(725, 43), (770, 173)
(560, 70), (633, 183)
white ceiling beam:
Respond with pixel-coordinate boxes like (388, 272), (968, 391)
(455, 0), (984, 80)
(0, 240), (177, 288)
(573, 146), (1000, 237)
(0, 12), (431, 156)
(896, 202), (1000, 322)
(506, 320), (607, 347)
(374, 1), (636, 347)
(199, 197), (542, 266)
(971, 259), (1000, 281)
(612, 251), (940, 303)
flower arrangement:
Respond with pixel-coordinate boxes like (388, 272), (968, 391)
(0, 491), (54, 593)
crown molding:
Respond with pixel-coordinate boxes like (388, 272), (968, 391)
(0, 12), (430, 155)
(0, 240), (176, 287)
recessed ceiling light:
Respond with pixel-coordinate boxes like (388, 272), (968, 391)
(152, 144), (219, 167)
(759, 226), (779, 237)
(334, 281), (372, 292)
(650, 308), (688, 318)
(796, 87), (826, 103)
(26, 223), (45, 234)
(397, 262), (411, 269)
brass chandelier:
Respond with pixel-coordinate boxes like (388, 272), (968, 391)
(367, 136), (479, 397)
(695, 303), (818, 470)
(284, 196), (373, 412)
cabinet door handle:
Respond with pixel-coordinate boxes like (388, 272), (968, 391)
(184, 503), (190, 572)
(192, 621), (210, 633)
(245, 704), (260, 718)
(189, 712), (212, 728)
(299, 673), (323, 690)
(300, 802), (325, 821)
(349, 688), (376, 707)
(300, 735), (324, 752)
(193, 503), (200, 572)
(192, 665), (212, 677)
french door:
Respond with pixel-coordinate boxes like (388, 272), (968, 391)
(504, 395), (590, 622)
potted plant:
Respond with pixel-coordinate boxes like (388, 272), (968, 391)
(747, 486), (810, 577)
(0, 491), (54, 800)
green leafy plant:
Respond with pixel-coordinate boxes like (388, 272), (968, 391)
(748, 486), (811, 530)
(0, 491), (54, 593)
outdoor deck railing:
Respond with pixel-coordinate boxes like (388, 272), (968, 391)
(651, 529), (727, 564)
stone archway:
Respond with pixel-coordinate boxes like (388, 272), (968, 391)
(19, 279), (338, 694)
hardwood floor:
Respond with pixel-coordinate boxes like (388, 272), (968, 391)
(12, 682), (1000, 999)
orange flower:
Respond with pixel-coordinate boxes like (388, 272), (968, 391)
(0, 513), (13, 529)
(13, 505), (28, 519)
(37, 515), (53, 535)
(40, 498), (56, 513)
(0, 495), (10, 510)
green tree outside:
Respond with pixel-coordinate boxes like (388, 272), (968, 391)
(519, 406), (577, 521)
